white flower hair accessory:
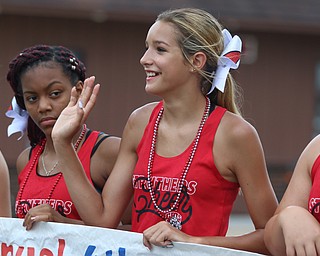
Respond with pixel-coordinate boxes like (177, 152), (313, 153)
(5, 97), (29, 140)
(208, 29), (242, 94)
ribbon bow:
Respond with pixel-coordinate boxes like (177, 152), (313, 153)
(5, 97), (29, 140)
(208, 29), (242, 94)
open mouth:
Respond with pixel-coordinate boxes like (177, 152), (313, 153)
(146, 71), (160, 78)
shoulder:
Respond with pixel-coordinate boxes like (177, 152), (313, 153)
(93, 132), (121, 159)
(213, 111), (264, 179)
(214, 111), (264, 175)
(16, 146), (32, 175)
(0, 151), (8, 175)
(128, 102), (159, 127)
(296, 134), (320, 173)
(218, 111), (259, 145)
(302, 134), (320, 154)
(276, 135), (320, 210)
(116, 102), (160, 156)
(124, 102), (159, 138)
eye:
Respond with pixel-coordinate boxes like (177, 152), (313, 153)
(25, 95), (37, 103)
(157, 47), (166, 53)
(49, 90), (62, 98)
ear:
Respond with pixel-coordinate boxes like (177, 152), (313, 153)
(74, 81), (83, 96)
(190, 52), (207, 71)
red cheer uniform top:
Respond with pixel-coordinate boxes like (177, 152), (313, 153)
(309, 155), (320, 222)
(132, 101), (240, 236)
(15, 131), (100, 220)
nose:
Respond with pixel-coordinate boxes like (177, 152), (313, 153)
(38, 97), (52, 113)
(140, 48), (152, 66)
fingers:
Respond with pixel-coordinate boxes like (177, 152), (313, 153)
(23, 214), (35, 231)
(79, 76), (100, 108)
(24, 215), (53, 231)
(67, 76), (100, 111)
(68, 87), (79, 107)
(53, 75), (99, 142)
(82, 83), (100, 115)
(23, 204), (56, 231)
(143, 221), (174, 250)
(163, 240), (174, 248)
(143, 235), (153, 251)
(76, 76), (100, 122)
(286, 243), (319, 256)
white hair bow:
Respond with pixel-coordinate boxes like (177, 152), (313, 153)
(5, 97), (29, 140)
(207, 29), (242, 94)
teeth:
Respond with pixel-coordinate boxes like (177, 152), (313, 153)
(146, 72), (156, 77)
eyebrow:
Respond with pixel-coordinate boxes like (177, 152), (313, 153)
(154, 40), (170, 46)
(145, 39), (170, 47)
(23, 80), (64, 94)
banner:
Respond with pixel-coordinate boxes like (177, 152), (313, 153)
(0, 217), (264, 255)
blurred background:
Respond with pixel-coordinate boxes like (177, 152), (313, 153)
(1, 0), (320, 233)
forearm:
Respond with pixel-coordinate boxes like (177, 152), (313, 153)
(191, 229), (270, 255)
(264, 215), (286, 256)
(0, 188), (11, 217)
(264, 206), (320, 256)
(55, 142), (115, 227)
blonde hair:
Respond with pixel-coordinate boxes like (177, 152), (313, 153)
(157, 8), (242, 115)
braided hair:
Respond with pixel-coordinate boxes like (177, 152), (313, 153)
(6, 45), (86, 147)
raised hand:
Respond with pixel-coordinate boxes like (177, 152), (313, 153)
(52, 76), (100, 145)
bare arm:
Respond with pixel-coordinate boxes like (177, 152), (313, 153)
(210, 115), (278, 254)
(89, 135), (133, 226)
(190, 115), (278, 254)
(17, 147), (85, 229)
(24, 204), (84, 230)
(51, 77), (149, 227)
(264, 135), (320, 256)
(143, 113), (278, 254)
(207, 115), (277, 254)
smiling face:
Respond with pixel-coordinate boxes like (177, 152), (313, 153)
(21, 62), (75, 136)
(140, 21), (194, 97)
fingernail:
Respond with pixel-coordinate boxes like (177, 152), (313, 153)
(166, 242), (174, 248)
(30, 216), (36, 221)
(145, 246), (151, 251)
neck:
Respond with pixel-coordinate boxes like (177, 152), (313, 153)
(162, 96), (208, 125)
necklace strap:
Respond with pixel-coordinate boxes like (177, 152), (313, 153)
(147, 97), (211, 229)
(15, 124), (88, 217)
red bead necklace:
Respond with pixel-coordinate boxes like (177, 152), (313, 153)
(16, 124), (87, 217)
(147, 98), (210, 229)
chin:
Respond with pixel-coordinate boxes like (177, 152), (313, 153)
(40, 125), (54, 135)
(145, 85), (161, 96)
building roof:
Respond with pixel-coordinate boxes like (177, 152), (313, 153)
(1, 0), (320, 34)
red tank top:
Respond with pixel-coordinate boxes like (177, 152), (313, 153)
(309, 155), (320, 222)
(15, 131), (100, 220)
(132, 102), (240, 236)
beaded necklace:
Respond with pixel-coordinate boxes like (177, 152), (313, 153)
(147, 98), (210, 229)
(16, 124), (87, 217)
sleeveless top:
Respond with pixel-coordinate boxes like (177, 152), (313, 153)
(309, 154), (320, 221)
(132, 101), (240, 236)
(15, 131), (100, 220)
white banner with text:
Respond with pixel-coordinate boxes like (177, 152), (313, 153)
(0, 217), (264, 255)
